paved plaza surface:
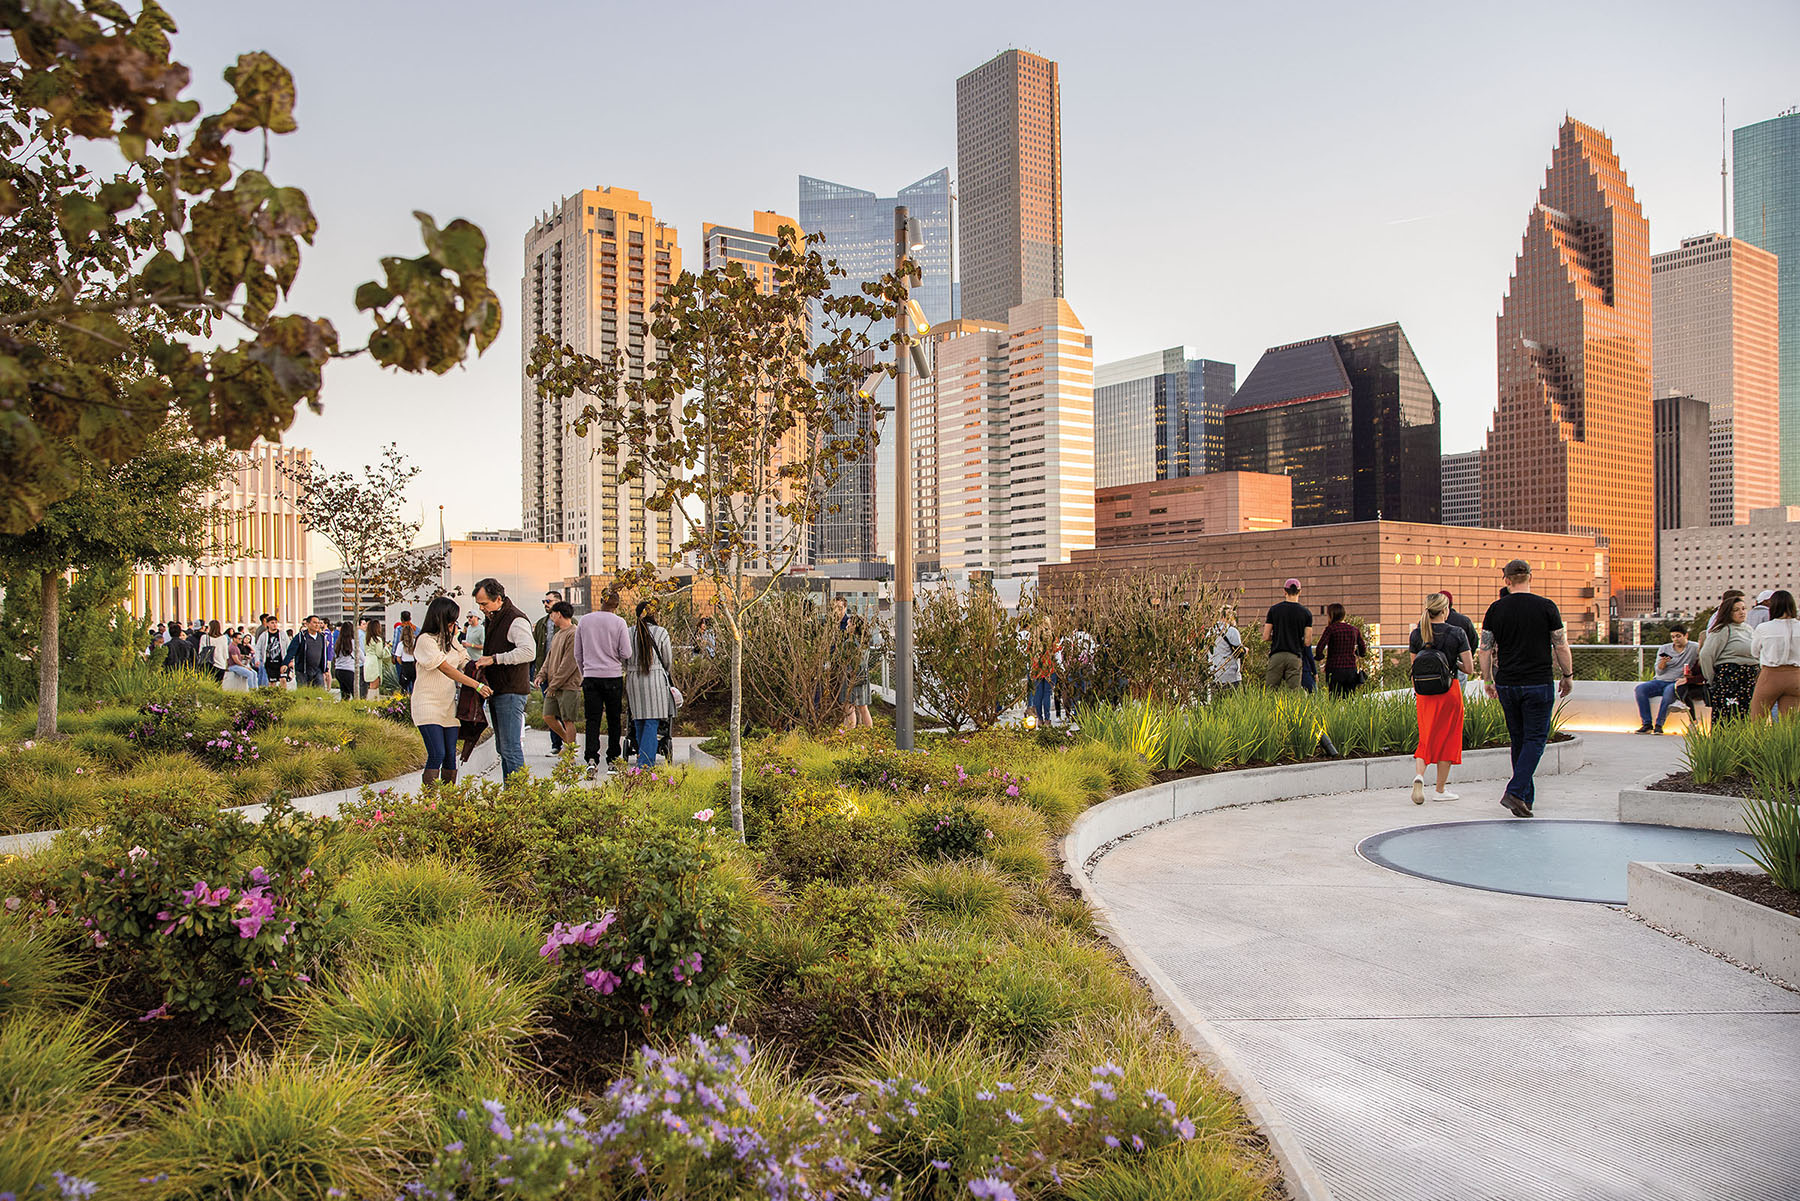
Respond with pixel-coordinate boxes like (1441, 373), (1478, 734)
(1090, 733), (1800, 1201)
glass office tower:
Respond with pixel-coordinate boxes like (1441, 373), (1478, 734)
(1735, 109), (1800, 503)
(1093, 348), (1235, 489)
(799, 170), (954, 571)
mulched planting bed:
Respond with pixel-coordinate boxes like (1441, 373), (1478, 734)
(1676, 870), (1800, 920)
(1648, 771), (1754, 798)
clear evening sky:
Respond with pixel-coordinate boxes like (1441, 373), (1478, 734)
(162, 0), (1799, 557)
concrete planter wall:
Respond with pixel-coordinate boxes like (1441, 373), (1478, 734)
(1618, 773), (1748, 834)
(1628, 862), (1800, 985)
(1065, 736), (1587, 872)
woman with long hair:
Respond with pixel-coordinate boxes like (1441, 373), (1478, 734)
(1750, 589), (1800, 720)
(199, 619), (228, 681)
(411, 596), (491, 787)
(362, 616), (390, 699)
(624, 601), (674, 768)
(1027, 617), (1057, 726)
(1699, 590), (1757, 721)
(394, 609), (419, 696)
(332, 619), (360, 701)
(1314, 602), (1367, 697)
(1408, 591), (1473, 804)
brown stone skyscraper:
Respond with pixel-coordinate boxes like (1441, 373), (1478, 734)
(1483, 118), (1653, 615)
(956, 49), (1062, 324)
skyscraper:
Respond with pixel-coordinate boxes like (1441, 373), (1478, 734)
(1093, 348), (1234, 489)
(1482, 119), (1653, 615)
(521, 187), (683, 577)
(701, 211), (811, 571)
(1222, 323), (1441, 526)
(798, 170), (954, 574)
(956, 49), (1062, 324)
(1440, 449), (1483, 527)
(1651, 233), (1780, 526)
(928, 300), (1093, 580)
(1652, 392), (1710, 593)
(1734, 108), (1800, 502)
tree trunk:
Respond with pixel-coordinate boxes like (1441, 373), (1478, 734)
(729, 612), (744, 838)
(35, 572), (61, 738)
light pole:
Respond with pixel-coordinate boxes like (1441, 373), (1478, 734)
(893, 205), (927, 749)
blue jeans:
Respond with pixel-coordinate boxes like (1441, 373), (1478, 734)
(253, 664), (269, 688)
(490, 692), (527, 778)
(419, 724), (458, 771)
(1496, 684), (1555, 807)
(1030, 678), (1053, 723)
(226, 665), (255, 684)
(634, 718), (661, 768)
(1634, 679), (1678, 729)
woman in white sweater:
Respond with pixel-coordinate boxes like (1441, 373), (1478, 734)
(1750, 589), (1800, 720)
(410, 597), (490, 786)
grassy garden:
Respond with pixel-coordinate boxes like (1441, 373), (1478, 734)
(0, 669), (425, 837)
(0, 724), (1290, 1200)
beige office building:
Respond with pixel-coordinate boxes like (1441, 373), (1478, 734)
(699, 211), (811, 572)
(956, 49), (1063, 324)
(1651, 233), (1781, 526)
(1659, 505), (1800, 614)
(928, 299), (1093, 580)
(128, 442), (312, 628)
(521, 187), (683, 577)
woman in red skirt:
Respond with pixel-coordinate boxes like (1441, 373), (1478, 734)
(1409, 592), (1474, 804)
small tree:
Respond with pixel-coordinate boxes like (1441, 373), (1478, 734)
(0, 2), (500, 534)
(530, 227), (907, 836)
(914, 581), (1026, 732)
(282, 444), (447, 693)
(0, 420), (231, 735)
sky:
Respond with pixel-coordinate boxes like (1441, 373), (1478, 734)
(160, 0), (1800, 562)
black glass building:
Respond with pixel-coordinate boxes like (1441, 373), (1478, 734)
(1222, 323), (1441, 526)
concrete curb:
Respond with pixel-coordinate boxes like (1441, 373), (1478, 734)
(1628, 861), (1800, 985)
(0, 736), (501, 859)
(1618, 771), (1747, 833)
(1060, 736), (1586, 1201)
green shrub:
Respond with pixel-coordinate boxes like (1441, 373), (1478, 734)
(333, 854), (491, 932)
(295, 951), (546, 1085)
(1063, 1144), (1277, 1201)
(93, 752), (228, 826)
(900, 860), (1015, 927)
(759, 812), (912, 887)
(130, 1052), (429, 1200)
(791, 881), (908, 952)
(795, 930), (1002, 1047)
(840, 747), (944, 792)
(62, 800), (346, 1028)
(910, 803), (993, 859)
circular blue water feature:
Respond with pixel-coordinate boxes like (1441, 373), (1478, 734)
(1356, 820), (1759, 905)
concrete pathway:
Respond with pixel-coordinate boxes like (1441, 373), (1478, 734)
(1090, 734), (1800, 1201)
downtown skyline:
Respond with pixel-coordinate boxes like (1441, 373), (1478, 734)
(153, 0), (1798, 552)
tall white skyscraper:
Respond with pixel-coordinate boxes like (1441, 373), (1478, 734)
(1651, 232), (1780, 526)
(521, 187), (684, 576)
(926, 298), (1094, 580)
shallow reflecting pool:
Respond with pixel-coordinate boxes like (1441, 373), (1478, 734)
(1356, 820), (1760, 904)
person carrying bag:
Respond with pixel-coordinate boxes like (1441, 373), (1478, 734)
(1408, 592), (1472, 805)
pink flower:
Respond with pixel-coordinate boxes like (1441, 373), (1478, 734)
(584, 968), (621, 995)
(628, 956), (645, 975)
(138, 1004), (169, 1022)
(179, 880), (231, 908)
(692, 808), (715, 823)
(1006, 784), (1020, 797)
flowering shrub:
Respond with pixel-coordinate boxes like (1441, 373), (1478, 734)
(227, 697), (284, 735)
(841, 748), (942, 793)
(758, 813), (912, 888)
(539, 827), (744, 1029)
(189, 726), (261, 770)
(122, 700), (195, 754)
(791, 881), (907, 952)
(370, 693), (412, 723)
(910, 804), (992, 860)
(409, 1030), (1203, 1200)
(60, 800), (344, 1028)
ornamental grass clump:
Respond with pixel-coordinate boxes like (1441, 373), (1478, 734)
(61, 800), (345, 1028)
(0, 1016), (123, 1198)
(1742, 783), (1800, 892)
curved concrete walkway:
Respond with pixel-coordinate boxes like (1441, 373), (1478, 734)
(1089, 733), (1800, 1201)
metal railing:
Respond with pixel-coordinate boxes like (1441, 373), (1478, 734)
(1374, 642), (1673, 681)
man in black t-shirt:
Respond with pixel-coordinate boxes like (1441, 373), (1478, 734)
(1480, 559), (1573, 818)
(1263, 578), (1313, 691)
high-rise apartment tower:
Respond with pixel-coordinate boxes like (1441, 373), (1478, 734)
(1734, 108), (1800, 502)
(522, 187), (682, 577)
(956, 49), (1062, 324)
(1441, 449), (1483, 527)
(1651, 233), (1780, 526)
(1482, 119), (1654, 615)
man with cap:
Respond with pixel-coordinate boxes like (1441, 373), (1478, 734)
(1480, 559), (1573, 818)
(1263, 579), (1313, 691)
(1748, 590), (1775, 629)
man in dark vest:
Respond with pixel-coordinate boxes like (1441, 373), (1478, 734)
(287, 615), (330, 689)
(472, 577), (535, 779)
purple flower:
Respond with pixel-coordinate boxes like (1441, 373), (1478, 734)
(138, 1004), (168, 1022)
(584, 968), (622, 995)
(482, 1099), (513, 1140)
(968, 1179), (1017, 1201)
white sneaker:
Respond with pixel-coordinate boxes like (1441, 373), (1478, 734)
(1411, 775), (1425, 805)
(1668, 700), (1688, 712)
(1432, 790), (1459, 802)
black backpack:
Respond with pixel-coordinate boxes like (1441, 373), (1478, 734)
(1411, 629), (1453, 696)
